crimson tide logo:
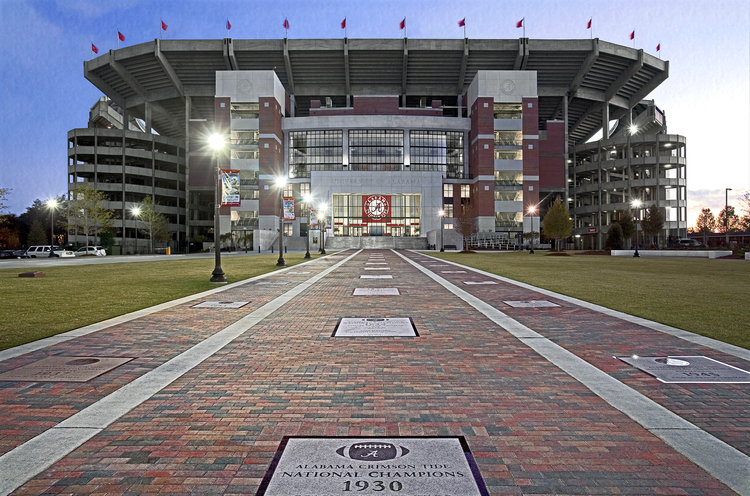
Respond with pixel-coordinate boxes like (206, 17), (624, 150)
(336, 442), (410, 461)
(362, 195), (391, 222)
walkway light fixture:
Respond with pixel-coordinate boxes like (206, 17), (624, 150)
(130, 205), (142, 254)
(725, 188), (732, 247)
(631, 198), (642, 258)
(209, 133), (227, 283)
(46, 198), (58, 257)
(527, 205), (537, 254)
(303, 193), (313, 259)
(438, 209), (446, 252)
(318, 202), (328, 255)
(275, 176), (287, 266)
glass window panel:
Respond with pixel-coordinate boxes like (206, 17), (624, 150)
(493, 103), (522, 119)
(289, 130), (343, 178)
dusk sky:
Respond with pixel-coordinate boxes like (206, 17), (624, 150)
(1, 0), (748, 226)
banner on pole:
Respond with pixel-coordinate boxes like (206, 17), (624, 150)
(283, 197), (295, 220)
(220, 169), (240, 206)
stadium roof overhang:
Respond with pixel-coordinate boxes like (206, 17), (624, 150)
(84, 37), (668, 145)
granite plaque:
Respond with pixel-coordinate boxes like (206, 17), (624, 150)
(257, 281), (290, 286)
(441, 270), (467, 274)
(365, 267), (390, 270)
(257, 437), (488, 496)
(289, 271), (311, 275)
(618, 355), (750, 383)
(429, 264), (449, 267)
(503, 300), (559, 308)
(333, 318), (417, 337)
(360, 275), (393, 279)
(0, 356), (135, 382)
(192, 301), (249, 309)
(353, 288), (400, 296)
(366, 262), (388, 265)
(463, 281), (497, 285)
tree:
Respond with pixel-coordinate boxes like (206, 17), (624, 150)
(741, 215), (750, 232)
(67, 184), (114, 248)
(455, 200), (477, 252)
(541, 197), (573, 251)
(613, 210), (635, 245)
(717, 206), (741, 233)
(605, 222), (624, 250)
(27, 219), (48, 245)
(740, 191), (750, 216)
(0, 188), (8, 212)
(695, 208), (716, 245)
(641, 204), (664, 247)
(135, 196), (170, 254)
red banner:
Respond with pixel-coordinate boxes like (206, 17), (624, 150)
(362, 195), (391, 223)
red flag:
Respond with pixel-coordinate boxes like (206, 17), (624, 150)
(516, 18), (524, 28)
(629, 30), (635, 40)
(117, 31), (125, 41)
(227, 19), (232, 30)
(656, 43), (661, 52)
(341, 17), (346, 29)
(458, 18), (465, 27)
(91, 43), (99, 54)
(586, 18), (591, 29)
(283, 18), (290, 30)
(161, 19), (168, 31)
(399, 17), (406, 30)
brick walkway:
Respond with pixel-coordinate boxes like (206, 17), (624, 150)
(0, 250), (747, 495)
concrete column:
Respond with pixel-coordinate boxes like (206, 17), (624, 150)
(144, 102), (152, 133)
(457, 94), (463, 118)
(602, 103), (610, 139)
(184, 96), (192, 251)
(563, 95), (569, 206)
(596, 141), (603, 249)
(121, 108), (128, 248)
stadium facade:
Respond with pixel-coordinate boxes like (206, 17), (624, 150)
(68, 37), (687, 252)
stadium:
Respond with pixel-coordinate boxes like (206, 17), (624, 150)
(67, 37), (686, 252)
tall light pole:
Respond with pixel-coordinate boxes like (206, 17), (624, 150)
(46, 198), (58, 257)
(527, 205), (537, 254)
(130, 205), (142, 255)
(438, 209), (445, 252)
(318, 202), (328, 255)
(303, 193), (313, 259)
(631, 199), (642, 258)
(209, 133), (227, 283)
(275, 176), (287, 266)
(725, 187), (732, 247)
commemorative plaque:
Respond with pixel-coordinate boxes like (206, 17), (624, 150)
(441, 270), (467, 274)
(463, 281), (497, 285)
(360, 275), (393, 279)
(288, 271), (311, 275)
(353, 288), (400, 296)
(366, 262), (388, 265)
(257, 437), (488, 495)
(333, 318), (417, 337)
(192, 301), (249, 309)
(0, 356), (135, 382)
(503, 300), (559, 308)
(365, 267), (390, 270)
(618, 355), (750, 383)
(257, 281), (290, 286)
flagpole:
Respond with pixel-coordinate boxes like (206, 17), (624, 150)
(523, 18), (525, 39)
(405, 17), (407, 38)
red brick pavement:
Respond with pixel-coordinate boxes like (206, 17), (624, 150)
(1, 250), (740, 495)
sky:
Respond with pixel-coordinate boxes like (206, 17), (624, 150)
(0, 0), (748, 227)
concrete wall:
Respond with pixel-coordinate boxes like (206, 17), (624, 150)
(326, 236), (428, 249)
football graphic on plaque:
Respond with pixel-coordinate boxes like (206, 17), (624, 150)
(362, 195), (391, 222)
(336, 442), (409, 461)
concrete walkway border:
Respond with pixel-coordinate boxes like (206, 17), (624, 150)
(397, 250), (750, 495)
(413, 251), (750, 362)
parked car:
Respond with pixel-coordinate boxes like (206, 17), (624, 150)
(0, 249), (16, 259)
(676, 238), (706, 248)
(75, 246), (107, 257)
(24, 245), (76, 258)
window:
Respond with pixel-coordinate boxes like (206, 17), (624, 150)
(494, 171), (522, 186)
(231, 130), (259, 145)
(495, 212), (523, 228)
(283, 223), (294, 237)
(231, 150), (259, 159)
(494, 190), (523, 201)
(349, 130), (403, 171)
(444, 223), (454, 230)
(460, 185), (470, 198)
(289, 130), (343, 178)
(494, 131), (522, 147)
(239, 170), (258, 187)
(409, 130), (464, 177)
(300, 183), (310, 199)
(331, 193), (421, 237)
(230, 102), (259, 119)
(240, 189), (259, 200)
(443, 204), (454, 217)
(443, 184), (454, 198)
(493, 103), (522, 119)
(494, 149), (523, 160)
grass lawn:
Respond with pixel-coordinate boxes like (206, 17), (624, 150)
(427, 251), (750, 350)
(0, 253), (323, 351)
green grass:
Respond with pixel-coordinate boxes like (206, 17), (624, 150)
(427, 251), (750, 350)
(0, 253), (323, 351)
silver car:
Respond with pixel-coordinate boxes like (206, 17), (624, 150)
(75, 246), (107, 256)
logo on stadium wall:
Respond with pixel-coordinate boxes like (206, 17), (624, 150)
(362, 195), (391, 222)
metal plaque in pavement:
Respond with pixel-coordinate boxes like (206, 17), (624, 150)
(503, 300), (559, 308)
(463, 281), (497, 285)
(0, 356), (135, 382)
(441, 270), (467, 274)
(364, 267), (390, 270)
(353, 288), (400, 296)
(333, 318), (417, 337)
(192, 301), (249, 309)
(618, 355), (750, 383)
(257, 437), (488, 496)
(256, 281), (290, 285)
(360, 275), (393, 279)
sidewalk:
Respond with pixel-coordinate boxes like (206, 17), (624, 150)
(0, 249), (747, 495)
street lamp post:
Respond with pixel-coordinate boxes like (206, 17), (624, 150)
(209, 133), (227, 283)
(275, 176), (287, 266)
(46, 199), (58, 257)
(130, 205), (141, 255)
(725, 187), (732, 247)
(318, 203), (328, 255)
(438, 209), (445, 252)
(303, 193), (313, 259)
(527, 205), (537, 254)
(631, 199), (642, 258)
